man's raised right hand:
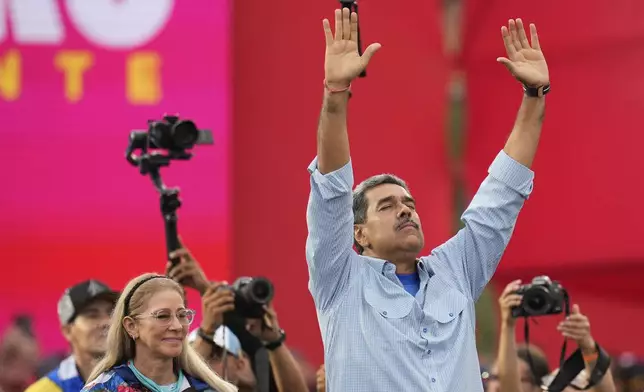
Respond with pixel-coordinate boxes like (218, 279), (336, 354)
(323, 8), (381, 89)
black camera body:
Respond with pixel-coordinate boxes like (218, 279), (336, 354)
(511, 276), (565, 318)
(230, 276), (274, 319)
(128, 114), (213, 156)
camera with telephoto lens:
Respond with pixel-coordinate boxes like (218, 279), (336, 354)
(511, 276), (565, 318)
(231, 277), (274, 318)
(129, 114), (214, 154)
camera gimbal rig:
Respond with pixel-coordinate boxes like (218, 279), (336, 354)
(126, 115), (213, 265)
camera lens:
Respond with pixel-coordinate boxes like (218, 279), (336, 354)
(171, 120), (199, 150)
(248, 278), (274, 305)
(523, 286), (551, 315)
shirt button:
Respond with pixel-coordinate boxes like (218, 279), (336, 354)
(427, 349), (432, 354)
(449, 312), (454, 317)
(382, 311), (387, 316)
(422, 327), (428, 333)
(431, 378), (436, 383)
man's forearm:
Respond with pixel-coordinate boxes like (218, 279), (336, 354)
(498, 323), (522, 392)
(503, 95), (545, 168)
(317, 90), (350, 174)
(268, 344), (309, 392)
(581, 344), (616, 392)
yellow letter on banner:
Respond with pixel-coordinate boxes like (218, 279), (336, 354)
(0, 50), (21, 101)
(55, 51), (94, 103)
(126, 52), (161, 105)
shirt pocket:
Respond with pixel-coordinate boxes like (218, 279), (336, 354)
(431, 288), (468, 323)
(364, 285), (414, 319)
(425, 287), (469, 351)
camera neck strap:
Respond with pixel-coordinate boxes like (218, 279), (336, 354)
(522, 289), (611, 392)
(524, 290), (571, 378)
(544, 343), (611, 391)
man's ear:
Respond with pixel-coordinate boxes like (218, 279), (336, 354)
(61, 324), (73, 344)
(354, 224), (369, 250)
(122, 317), (138, 339)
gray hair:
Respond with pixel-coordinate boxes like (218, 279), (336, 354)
(352, 174), (409, 254)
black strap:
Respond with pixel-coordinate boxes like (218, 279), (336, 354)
(523, 84), (551, 97)
(545, 344), (611, 391)
(524, 290), (570, 384)
(255, 347), (271, 392)
(264, 329), (286, 351)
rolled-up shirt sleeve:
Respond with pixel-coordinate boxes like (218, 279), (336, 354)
(431, 150), (535, 300)
(306, 157), (356, 312)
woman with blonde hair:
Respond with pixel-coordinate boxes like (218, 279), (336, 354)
(82, 273), (236, 392)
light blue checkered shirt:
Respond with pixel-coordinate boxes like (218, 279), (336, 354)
(306, 150), (534, 392)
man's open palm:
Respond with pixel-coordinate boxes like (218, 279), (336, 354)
(498, 18), (549, 87)
(323, 8), (381, 88)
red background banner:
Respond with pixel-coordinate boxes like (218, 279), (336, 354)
(462, 0), (644, 360)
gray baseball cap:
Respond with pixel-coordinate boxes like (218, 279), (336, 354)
(57, 280), (119, 325)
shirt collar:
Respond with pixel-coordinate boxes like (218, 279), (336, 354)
(363, 256), (432, 276)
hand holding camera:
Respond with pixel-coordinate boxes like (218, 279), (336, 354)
(246, 303), (281, 343)
(557, 304), (595, 352)
(499, 280), (523, 327)
(200, 282), (236, 334)
(511, 275), (565, 318)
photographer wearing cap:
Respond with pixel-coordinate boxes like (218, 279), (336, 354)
(189, 325), (256, 390)
(490, 280), (616, 392)
(25, 280), (119, 392)
(167, 243), (308, 392)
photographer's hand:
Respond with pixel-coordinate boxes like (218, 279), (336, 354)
(200, 282), (235, 334)
(557, 304), (595, 352)
(166, 237), (209, 294)
(247, 304), (309, 392)
(499, 279), (522, 327)
(246, 303), (281, 343)
(557, 305), (617, 392)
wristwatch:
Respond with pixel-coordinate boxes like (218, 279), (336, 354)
(264, 329), (286, 351)
(523, 84), (551, 97)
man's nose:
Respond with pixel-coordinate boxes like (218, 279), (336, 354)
(397, 204), (412, 218)
(98, 314), (111, 328)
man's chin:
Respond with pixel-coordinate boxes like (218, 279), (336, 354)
(400, 236), (424, 254)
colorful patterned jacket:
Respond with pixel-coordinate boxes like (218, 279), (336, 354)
(81, 363), (215, 392)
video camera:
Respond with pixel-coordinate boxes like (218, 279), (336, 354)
(511, 275), (565, 318)
(128, 114), (213, 156)
(126, 114), (214, 267)
(229, 277), (275, 319)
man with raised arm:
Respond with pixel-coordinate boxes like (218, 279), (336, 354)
(306, 7), (550, 392)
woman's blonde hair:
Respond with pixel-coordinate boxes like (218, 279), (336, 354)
(87, 273), (237, 392)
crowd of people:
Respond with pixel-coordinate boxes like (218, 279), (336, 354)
(0, 257), (642, 392)
(1, 7), (643, 392)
